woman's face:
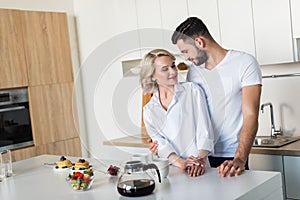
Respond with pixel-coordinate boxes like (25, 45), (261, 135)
(152, 56), (178, 88)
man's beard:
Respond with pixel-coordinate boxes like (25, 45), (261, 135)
(193, 47), (208, 66)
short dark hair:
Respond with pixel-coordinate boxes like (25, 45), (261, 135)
(171, 17), (212, 44)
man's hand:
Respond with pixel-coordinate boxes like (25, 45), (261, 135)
(217, 158), (245, 177)
(147, 138), (159, 156)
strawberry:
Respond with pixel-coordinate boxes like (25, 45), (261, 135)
(83, 174), (90, 181)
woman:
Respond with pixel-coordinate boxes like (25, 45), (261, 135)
(140, 49), (214, 177)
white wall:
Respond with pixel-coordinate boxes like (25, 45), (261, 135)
(259, 63), (300, 137)
(73, 0), (145, 161)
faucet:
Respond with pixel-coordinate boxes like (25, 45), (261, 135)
(261, 102), (282, 137)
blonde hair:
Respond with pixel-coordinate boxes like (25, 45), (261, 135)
(139, 49), (176, 94)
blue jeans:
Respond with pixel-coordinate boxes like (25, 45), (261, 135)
(208, 156), (249, 170)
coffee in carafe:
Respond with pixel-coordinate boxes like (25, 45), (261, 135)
(117, 179), (155, 197)
(117, 160), (161, 197)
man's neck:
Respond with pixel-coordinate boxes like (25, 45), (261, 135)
(205, 45), (228, 70)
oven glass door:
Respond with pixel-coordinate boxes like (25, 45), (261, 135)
(0, 102), (33, 151)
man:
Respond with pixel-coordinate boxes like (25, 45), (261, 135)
(148, 17), (262, 177)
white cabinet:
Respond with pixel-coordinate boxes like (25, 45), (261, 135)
(252, 0), (294, 65)
(249, 154), (284, 172)
(135, 0), (163, 56)
(187, 0), (221, 44)
(160, 0), (188, 32)
(249, 154), (286, 197)
(218, 0), (255, 56)
(136, 0), (189, 55)
(160, 0), (189, 52)
(291, 0), (300, 61)
(111, 0), (141, 60)
(284, 156), (300, 199)
(74, 0), (140, 61)
(291, 0), (300, 38)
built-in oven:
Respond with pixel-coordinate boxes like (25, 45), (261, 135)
(0, 88), (33, 151)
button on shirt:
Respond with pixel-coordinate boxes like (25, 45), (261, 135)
(143, 82), (214, 159)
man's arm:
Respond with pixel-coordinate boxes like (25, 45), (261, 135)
(218, 84), (261, 177)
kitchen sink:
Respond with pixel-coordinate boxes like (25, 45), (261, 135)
(253, 135), (300, 148)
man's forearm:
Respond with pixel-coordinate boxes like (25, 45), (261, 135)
(235, 115), (258, 163)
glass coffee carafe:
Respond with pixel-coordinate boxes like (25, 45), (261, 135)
(117, 160), (161, 197)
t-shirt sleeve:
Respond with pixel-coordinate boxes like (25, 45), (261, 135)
(241, 55), (262, 87)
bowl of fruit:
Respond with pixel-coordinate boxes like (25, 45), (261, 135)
(66, 169), (94, 191)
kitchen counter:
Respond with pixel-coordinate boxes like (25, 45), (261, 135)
(104, 135), (300, 157)
(0, 155), (283, 200)
(103, 135), (148, 148)
(251, 139), (300, 156)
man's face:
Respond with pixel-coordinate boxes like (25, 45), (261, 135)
(176, 39), (208, 66)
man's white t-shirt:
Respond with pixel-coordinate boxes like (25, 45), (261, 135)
(187, 50), (262, 157)
(143, 82), (214, 159)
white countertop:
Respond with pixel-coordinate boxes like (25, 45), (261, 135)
(0, 155), (283, 200)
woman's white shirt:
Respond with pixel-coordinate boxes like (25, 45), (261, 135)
(143, 82), (214, 159)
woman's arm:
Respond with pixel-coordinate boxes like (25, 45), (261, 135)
(143, 109), (177, 159)
(168, 152), (186, 170)
(192, 84), (214, 154)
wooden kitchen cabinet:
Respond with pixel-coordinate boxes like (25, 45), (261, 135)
(0, 9), (28, 89)
(0, 8), (81, 161)
(218, 0), (256, 56)
(252, 0), (294, 65)
(20, 10), (73, 86)
(28, 82), (79, 145)
(284, 156), (300, 199)
(11, 137), (82, 162)
(36, 137), (81, 157)
(11, 146), (37, 162)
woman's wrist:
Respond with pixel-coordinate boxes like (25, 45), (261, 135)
(168, 153), (186, 170)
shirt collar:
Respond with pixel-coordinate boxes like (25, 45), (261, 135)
(151, 83), (185, 107)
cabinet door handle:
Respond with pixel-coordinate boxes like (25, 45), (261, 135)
(0, 106), (25, 113)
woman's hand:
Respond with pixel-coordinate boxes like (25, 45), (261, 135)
(167, 153), (206, 177)
(147, 138), (159, 156)
(186, 156), (207, 177)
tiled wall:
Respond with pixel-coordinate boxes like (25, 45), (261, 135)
(259, 62), (300, 136)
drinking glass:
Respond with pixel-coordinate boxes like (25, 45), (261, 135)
(0, 153), (5, 181)
(1, 150), (13, 177)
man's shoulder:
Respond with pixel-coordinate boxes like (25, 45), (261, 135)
(229, 50), (257, 63)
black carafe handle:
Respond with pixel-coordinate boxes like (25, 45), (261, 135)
(143, 163), (161, 183)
